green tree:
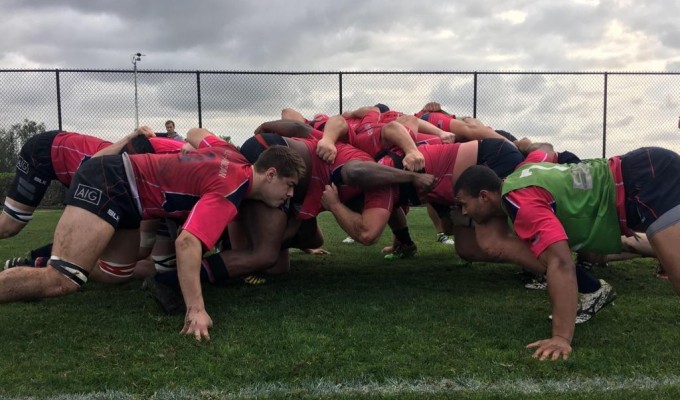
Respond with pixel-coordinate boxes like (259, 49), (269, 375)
(0, 119), (46, 173)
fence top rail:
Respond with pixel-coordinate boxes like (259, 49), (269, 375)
(1, 69), (680, 76)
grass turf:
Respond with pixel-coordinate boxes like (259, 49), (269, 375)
(0, 208), (679, 399)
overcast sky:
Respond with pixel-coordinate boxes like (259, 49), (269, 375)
(1, 0), (679, 156)
(2, 0), (680, 71)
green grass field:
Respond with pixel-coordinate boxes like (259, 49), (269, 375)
(1, 208), (680, 399)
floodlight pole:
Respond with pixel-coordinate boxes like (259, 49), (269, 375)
(132, 52), (145, 128)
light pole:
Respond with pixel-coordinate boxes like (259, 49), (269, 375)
(131, 52), (145, 128)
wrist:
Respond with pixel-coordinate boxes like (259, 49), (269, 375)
(553, 334), (572, 344)
(327, 201), (342, 212)
(187, 305), (206, 313)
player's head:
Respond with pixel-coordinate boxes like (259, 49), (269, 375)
(454, 165), (503, 223)
(253, 146), (306, 207)
(165, 120), (176, 134)
(374, 103), (390, 113)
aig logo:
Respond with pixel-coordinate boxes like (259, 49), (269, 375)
(16, 157), (29, 174)
(73, 184), (102, 206)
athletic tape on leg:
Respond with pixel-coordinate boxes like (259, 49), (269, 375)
(99, 259), (137, 278)
(3, 202), (34, 224)
(49, 256), (89, 287)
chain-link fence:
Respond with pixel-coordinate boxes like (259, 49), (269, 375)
(1, 69), (679, 158)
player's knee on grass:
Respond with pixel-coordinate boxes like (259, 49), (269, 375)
(47, 257), (89, 296)
(455, 240), (488, 262)
(266, 250), (290, 275)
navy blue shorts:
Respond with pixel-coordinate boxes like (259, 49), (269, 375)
(239, 133), (287, 164)
(557, 150), (581, 164)
(477, 138), (524, 179)
(7, 131), (60, 207)
(494, 129), (518, 142)
(64, 154), (142, 229)
(621, 147), (680, 232)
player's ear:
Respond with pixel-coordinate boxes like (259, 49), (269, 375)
(266, 167), (277, 182)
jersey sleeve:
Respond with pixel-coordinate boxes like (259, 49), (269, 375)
(522, 150), (557, 165)
(181, 192), (239, 250)
(503, 187), (567, 257)
(197, 134), (233, 150)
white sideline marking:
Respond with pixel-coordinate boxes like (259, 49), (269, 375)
(13, 376), (680, 399)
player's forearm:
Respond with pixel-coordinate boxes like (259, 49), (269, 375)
(258, 120), (311, 138)
(93, 128), (149, 157)
(186, 128), (216, 149)
(546, 257), (578, 343)
(347, 106), (379, 118)
(342, 161), (418, 188)
(382, 123), (419, 155)
(416, 119), (445, 137)
(322, 115), (349, 144)
(176, 233), (206, 312)
(327, 202), (374, 245)
(454, 122), (508, 142)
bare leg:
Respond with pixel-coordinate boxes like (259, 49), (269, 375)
(0, 206), (114, 302)
(426, 204), (444, 233)
(89, 229), (143, 284)
(266, 250), (291, 274)
(138, 219), (161, 260)
(0, 198), (36, 239)
(647, 223), (680, 294)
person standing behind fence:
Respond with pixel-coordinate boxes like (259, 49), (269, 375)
(163, 120), (184, 141)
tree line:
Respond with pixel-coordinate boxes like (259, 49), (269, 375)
(0, 120), (46, 173)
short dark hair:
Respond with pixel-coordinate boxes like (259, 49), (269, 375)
(374, 103), (390, 113)
(454, 165), (502, 197)
(253, 145), (306, 180)
(165, 120), (175, 127)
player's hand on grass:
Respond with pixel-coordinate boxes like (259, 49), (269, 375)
(526, 336), (572, 361)
(316, 138), (337, 164)
(303, 248), (330, 255)
(181, 307), (213, 342)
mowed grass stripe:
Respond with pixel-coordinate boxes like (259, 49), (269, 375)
(2, 376), (680, 399)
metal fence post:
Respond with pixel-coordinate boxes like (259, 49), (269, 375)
(339, 73), (343, 114)
(196, 71), (202, 128)
(56, 69), (62, 131)
(473, 72), (478, 118)
(603, 72), (608, 158)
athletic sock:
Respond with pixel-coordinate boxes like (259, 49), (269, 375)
(30, 243), (53, 259)
(575, 262), (601, 294)
(34, 257), (49, 267)
(153, 255), (226, 287)
(392, 227), (414, 246)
